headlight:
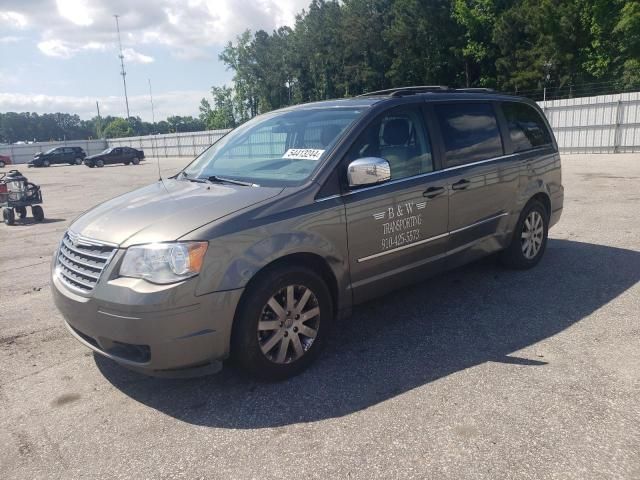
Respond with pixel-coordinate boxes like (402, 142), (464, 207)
(119, 242), (208, 284)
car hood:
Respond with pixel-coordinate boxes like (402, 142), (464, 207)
(70, 178), (284, 246)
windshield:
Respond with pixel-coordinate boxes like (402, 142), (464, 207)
(45, 148), (57, 154)
(182, 107), (365, 187)
(100, 148), (113, 154)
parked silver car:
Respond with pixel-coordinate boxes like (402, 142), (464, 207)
(52, 87), (563, 380)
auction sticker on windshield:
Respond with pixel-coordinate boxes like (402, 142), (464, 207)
(282, 149), (325, 160)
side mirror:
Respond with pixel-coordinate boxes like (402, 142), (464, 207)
(347, 157), (391, 188)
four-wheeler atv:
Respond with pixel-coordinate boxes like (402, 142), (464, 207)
(0, 170), (44, 225)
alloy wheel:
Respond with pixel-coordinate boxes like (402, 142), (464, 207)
(257, 285), (320, 364)
(521, 210), (544, 259)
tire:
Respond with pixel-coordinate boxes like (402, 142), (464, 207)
(16, 206), (27, 219)
(231, 265), (333, 380)
(96, 159), (104, 168)
(74, 157), (83, 165)
(32, 205), (44, 222)
(42, 159), (50, 167)
(3, 208), (15, 226)
(500, 200), (548, 269)
(0, 160), (5, 168)
(132, 157), (140, 165)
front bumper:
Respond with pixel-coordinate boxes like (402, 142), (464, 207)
(52, 257), (243, 376)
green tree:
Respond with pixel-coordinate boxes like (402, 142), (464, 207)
(102, 118), (133, 138)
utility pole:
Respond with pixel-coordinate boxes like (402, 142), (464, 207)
(95, 100), (102, 138)
(114, 14), (130, 119)
(148, 79), (156, 130)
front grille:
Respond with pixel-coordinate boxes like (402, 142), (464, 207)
(56, 232), (117, 293)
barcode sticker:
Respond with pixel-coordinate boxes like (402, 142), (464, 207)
(282, 149), (325, 161)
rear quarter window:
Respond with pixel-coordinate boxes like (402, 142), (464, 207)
(502, 102), (552, 152)
(434, 103), (503, 166)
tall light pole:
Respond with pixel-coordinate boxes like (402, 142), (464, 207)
(114, 14), (130, 119)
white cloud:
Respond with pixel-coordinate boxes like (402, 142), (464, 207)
(55, 0), (94, 27)
(0, 11), (28, 28)
(123, 48), (154, 64)
(0, 90), (209, 121)
(1, 0), (311, 60)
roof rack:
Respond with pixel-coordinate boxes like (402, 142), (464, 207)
(357, 86), (496, 97)
(358, 86), (450, 97)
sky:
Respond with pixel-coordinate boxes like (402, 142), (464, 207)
(0, 0), (310, 121)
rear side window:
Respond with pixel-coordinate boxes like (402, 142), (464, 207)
(435, 103), (503, 166)
(502, 102), (552, 152)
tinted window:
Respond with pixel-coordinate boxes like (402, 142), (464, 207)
(435, 103), (503, 166)
(502, 102), (552, 152)
(346, 105), (433, 181)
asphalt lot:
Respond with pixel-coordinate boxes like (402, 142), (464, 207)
(0, 154), (639, 479)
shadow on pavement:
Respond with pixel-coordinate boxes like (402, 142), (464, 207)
(96, 239), (640, 428)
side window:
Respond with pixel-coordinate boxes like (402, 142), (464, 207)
(346, 105), (433, 181)
(502, 102), (552, 152)
(435, 103), (503, 166)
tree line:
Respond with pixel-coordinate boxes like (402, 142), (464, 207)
(199, 0), (640, 127)
(0, 112), (207, 144)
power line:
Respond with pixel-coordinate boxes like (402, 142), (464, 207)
(114, 14), (130, 119)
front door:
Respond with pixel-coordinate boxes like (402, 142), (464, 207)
(343, 104), (449, 304)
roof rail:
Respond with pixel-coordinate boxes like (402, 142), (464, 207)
(455, 88), (495, 93)
(357, 86), (497, 97)
(357, 86), (451, 97)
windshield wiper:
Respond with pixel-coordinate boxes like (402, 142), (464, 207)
(207, 175), (258, 187)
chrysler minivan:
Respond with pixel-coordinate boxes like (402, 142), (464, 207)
(52, 87), (563, 380)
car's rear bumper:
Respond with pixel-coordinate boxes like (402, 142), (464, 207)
(52, 264), (243, 376)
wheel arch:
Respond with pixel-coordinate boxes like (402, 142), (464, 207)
(237, 252), (340, 320)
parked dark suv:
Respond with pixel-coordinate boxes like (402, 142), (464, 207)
(84, 147), (145, 168)
(53, 87), (563, 380)
(30, 147), (86, 167)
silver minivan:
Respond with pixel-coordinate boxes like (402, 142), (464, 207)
(52, 88), (563, 380)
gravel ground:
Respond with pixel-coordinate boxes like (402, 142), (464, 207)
(0, 154), (638, 479)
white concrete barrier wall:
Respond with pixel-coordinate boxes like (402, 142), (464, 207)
(538, 92), (640, 153)
(107, 130), (230, 159)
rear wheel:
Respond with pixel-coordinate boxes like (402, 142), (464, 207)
(32, 205), (44, 222)
(74, 157), (83, 165)
(96, 159), (104, 168)
(231, 265), (333, 380)
(132, 157), (140, 165)
(500, 200), (548, 269)
(3, 208), (15, 225)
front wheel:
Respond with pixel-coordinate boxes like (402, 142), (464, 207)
(32, 205), (44, 222)
(42, 159), (50, 167)
(231, 266), (333, 380)
(3, 208), (15, 225)
(500, 200), (548, 269)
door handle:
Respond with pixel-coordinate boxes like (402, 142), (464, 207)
(423, 186), (445, 199)
(451, 179), (470, 190)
